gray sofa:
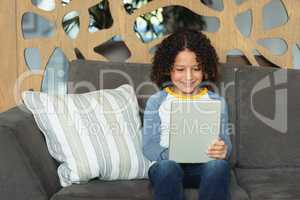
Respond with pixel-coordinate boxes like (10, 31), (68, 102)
(1, 60), (300, 200)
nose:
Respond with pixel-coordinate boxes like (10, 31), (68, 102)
(185, 69), (193, 80)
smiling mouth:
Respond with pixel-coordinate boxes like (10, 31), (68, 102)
(180, 81), (196, 86)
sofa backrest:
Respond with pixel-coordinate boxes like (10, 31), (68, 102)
(235, 66), (300, 168)
(68, 60), (300, 169)
(68, 60), (237, 117)
(68, 60), (237, 113)
(68, 60), (156, 113)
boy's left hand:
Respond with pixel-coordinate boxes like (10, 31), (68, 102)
(207, 138), (227, 160)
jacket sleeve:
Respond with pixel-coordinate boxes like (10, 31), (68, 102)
(142, 93), (169, 161)
(219, 97), (232, 160)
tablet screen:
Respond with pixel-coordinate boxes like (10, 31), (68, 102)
(168, 100), (221, 163)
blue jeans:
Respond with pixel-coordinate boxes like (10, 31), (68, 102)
(148, 160), (230, 200)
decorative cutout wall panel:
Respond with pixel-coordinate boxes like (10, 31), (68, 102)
(2, 0), (299, 110)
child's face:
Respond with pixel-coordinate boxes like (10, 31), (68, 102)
(170, 49), (203, 95)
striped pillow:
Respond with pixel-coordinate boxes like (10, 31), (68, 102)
(22, 84), (151, 187)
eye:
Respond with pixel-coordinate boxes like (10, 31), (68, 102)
(193, 65), (202, 71)
(175, 68), (184, 72)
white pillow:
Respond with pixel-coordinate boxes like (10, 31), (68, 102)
(22, 84), (151, 187)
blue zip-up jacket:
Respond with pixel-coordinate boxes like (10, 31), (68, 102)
(142, 89), (232, 161)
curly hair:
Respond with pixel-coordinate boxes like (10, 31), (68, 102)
(151, 29), (219, 89)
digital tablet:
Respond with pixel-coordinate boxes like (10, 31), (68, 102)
(168, 99), (221, 163)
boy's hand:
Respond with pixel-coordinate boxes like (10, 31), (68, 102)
(207, 138), (227, 160)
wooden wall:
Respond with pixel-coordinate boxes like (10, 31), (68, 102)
(0, 0), (299, 112)
(0, 0), (18, 111)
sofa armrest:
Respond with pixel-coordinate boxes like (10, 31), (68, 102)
(0, 105), (61, 199)
(0, 125), (47, 200)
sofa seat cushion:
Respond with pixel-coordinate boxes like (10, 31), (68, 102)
(51, 170), (248, 200)
(236, 168), (300, 200)
(51, 179), (203, 200)
(51, 179), (153, 200)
